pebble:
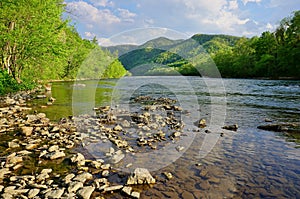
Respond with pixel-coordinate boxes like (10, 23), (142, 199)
(73, 172), (93, 183)
(131, 191), (141, 199)
(122, 186), (132, 196)
(44, 151), (66, 160)
(104, 185), (124, 192)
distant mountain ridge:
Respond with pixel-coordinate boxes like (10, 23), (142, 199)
(103, 34), (242, 76)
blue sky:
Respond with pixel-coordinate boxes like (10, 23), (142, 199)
(64, 0), (300, 46)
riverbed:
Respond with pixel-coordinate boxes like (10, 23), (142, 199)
(33, 76), (300, 198)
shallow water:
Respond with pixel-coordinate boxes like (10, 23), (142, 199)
(34, 77), (300, 198)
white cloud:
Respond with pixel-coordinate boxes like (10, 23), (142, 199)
(242, 0), (262, 5)
(89, 0), (114, 7)
(84, 31), (96, 38)
(66, 1), (120, 25)
(228, 0), (239, 10)
(117, 8), (137, 22)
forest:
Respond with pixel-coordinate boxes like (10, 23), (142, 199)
(0, 0), (126, 95)
(0, 0), (299, 95)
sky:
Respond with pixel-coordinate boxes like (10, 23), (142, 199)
(64, 0), (300, 46)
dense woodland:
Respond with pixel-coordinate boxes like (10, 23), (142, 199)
(0, 0), (299, 95)
(0, 0), (126, 94)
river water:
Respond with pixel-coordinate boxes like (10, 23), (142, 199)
(35, 77), (300, 198)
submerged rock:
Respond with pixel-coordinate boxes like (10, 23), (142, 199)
(127, 168), (156, 185)
(222, 124), (238, 131)
(258, 123), (300, 133)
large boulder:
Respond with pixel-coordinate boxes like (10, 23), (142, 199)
(127, 168), (156, 185)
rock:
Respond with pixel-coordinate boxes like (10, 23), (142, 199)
(171, 131), (181, 138)
(28, 189), (40, 198)
(264, 118), (272, 122)
(77, 186), (95, 199)
(71, 153), (85, 166)
(121, 120), (131, 128)
(26, 115), (38, 123)
(44, 151), (65, 160)
(25, 143), (39, 150)
(37, 113), (46, 119)
(127, 168), (156, 185)
(110, 150), (125, 164)
(21, 127), (34, 136)
(90, 161), (102, 169)
(198, 119), (206, 128)
(101, 164), (110, 170)
(181, 191), (195, 199)
(0, 185), (4, 192)
(12, 163), (23, 170)
(257, 123), (300, 133)
(37, 95), (47, 99)
(4, 186), (16, 193)
(48, 145), (59, 152)
(45, 188), (65, 199)
(51, 126), (60, 132)
(73, 172), (93, 183)
(131, 191), (140, 199)
(104, 185), (123, 192)
(36, 172), (50, 182)
(122, 186), (132, 196)
(113, 125), (123, 131)
(163, 172), (173, 180)
(176, 146), (185, 152)
(1, 193), (13, 199)
(222, 124), (238, 131)
(8, 141), (20, 148)
(7, 156), (23, 165)
(64, 174), (75, 184)
(68, 181), (83, 193)
(102, 170), (109, 177)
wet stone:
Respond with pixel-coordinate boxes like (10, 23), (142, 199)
(127, 168), (156, 185)
(182, 191), (195, 199)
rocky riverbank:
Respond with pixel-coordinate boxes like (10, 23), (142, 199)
(0, 89), (162, 199)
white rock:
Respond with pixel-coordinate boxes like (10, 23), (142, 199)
(44, 151), (65, 160)
(0, 168), (11, 179)
(64, 174), (75, 184)
(21, 126), (34, 136)
(122, 186), (132, 196)
(45, 188), (65, 199)
(48, 145), (59, 152)
(68, 181), (83, 193)
(8, 141), (20, 148)
(104, 185), (123, 192)
(77, 186), (95, 199)
(28, 188), (40, 198)
(41, 168), (52, 174)
(73, 172), (93, 183)
(71, 153), (85, 166)
(127, 168), (156, 185)
(131, 191), (140, 199)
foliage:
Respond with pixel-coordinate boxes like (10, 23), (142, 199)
(0, 0), (127, 94)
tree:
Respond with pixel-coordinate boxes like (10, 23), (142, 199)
(0, 0), (67, 82)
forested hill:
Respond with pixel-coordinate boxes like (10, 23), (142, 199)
(106, 11), (300, 78)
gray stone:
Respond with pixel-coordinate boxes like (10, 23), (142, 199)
(44, 151), (65, 160)
(48, 145), (59, 152)
(77, 186), (95, 199)
(45, 188), (65, 198)
(110, 150), (125, 164)
(122, 186), (132, 196)
(71, 153), (85, 166)
(21, 126), (34, 136)
(104, 185), (123, 192)
(64, 174), (75, 184)
(131, 191), (140, 199)
(68, 181), (83, 193)
(8, 141), (20, 148)
(127, 168), (156, 185)
(28, 188), (40, 198)
(73, 172), (93, 183)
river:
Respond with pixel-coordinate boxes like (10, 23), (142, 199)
(34, 77), (300, 198)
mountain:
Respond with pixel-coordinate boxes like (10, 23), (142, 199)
(103, 34), (242, 76)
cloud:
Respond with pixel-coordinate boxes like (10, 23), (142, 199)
(84, 31), (96, 38)
(117, 8), (137, 22)
(227, 0), (239, 10)
(242, 0), (262, 5)
(66, 1), (120, 25)
(89, 0), (114, 7)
